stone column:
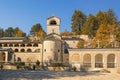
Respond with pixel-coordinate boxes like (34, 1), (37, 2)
(5, 51), (8, 62)
(91, 54), (95, 69)
(103, 54), (107, 69)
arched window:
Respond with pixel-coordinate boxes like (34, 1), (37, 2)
(0, 44), (2, 47)
(21, 49), (25, 52)
(14, 44), (19, 47)
(33, 43), (38, 47)
(14, 49), (19, 52)
(27, 49), (32, 52)
(4, 44), (8, 47)
(83, 54), (91, 67)
(9, 44), (13, 47)
(95, 54), (103, 68)
(21, 44), (25, 47)
(107, 54), (115, 68)
(27, 43), (32, 47)
(71, 53), (80, 63)
(50, 20), (57, 25)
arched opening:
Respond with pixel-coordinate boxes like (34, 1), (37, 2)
(83, 54), (91, 67)
(27, 49), (32, 52)
(21, 49), (25, 52)
(50, 20), (57, 25)
(0, 44), (2, 47)
(9, 44), (13, 47)
(107, 54), (115, 68)
(4, 44), (8, 47)
(21, 44), (25, 47)
(14, 49), (19, 52)
(14, 44), (19, 47)
(33, 43), (38, 47)
(27, 43), (32, 47)
(71, 53), (80, 63)
(95, 54), (103, 68)
(0, 52), (5, 62)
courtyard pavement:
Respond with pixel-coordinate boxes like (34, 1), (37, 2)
(0, 70), (120, 80)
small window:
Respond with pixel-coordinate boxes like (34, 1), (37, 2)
(44, 49), (46, 52)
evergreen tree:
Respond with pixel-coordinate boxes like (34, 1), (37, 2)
(30, 23), (46, 39)
(4, 27), (14, 37)
(81, 14), (98, 37)
(0, 28), (4, 37)
(71, 10), (86, 35)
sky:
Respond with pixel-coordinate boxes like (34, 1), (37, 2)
(0, 0), (120, 35)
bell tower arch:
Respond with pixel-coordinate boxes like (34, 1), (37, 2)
(46, 16), (60, 35)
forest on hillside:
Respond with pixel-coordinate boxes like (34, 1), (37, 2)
(61, 9), (120, 48)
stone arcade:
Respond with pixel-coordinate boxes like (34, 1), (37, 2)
(0, 16), (120, 72)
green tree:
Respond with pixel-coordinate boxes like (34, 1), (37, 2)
(0, 28), (4, 37)
(4, 27), (14, 37)
(81, 14), (98, 37)
(107, 9), (118, 25)
(14, 27), (26, 37)
(71, 10), (86, 35)
(30, 23), (46, 39)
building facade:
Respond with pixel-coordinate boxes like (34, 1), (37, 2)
(0, 16), (120, 72)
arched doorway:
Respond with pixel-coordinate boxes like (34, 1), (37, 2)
(83, 54), (91, 67)
(0, 52), (5, 62)
(71, 53), (80, 63)
(27, 49), (32, 52)
(107, 54), (115, 68)
(71, 53), (80, 70)
(95, 54), (103, 68)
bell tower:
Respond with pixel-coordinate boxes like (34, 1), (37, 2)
(46, 16), (60, 35)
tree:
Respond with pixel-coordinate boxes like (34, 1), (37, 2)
(81, 14), (98, 37)
(76, 39), (84, 48)
(14, 27), (26, 37)
(60, 30), (73, 36)
(107, 9), (118, 25)
(93, 24), (119, 48)
(30, 23), (42, 35)
(96, 9), (118, 25)
(71, 10), (86, 35)
(0, 28), (4, 37)
(4, 27), (14, 37)
(30, 23), (46, 39)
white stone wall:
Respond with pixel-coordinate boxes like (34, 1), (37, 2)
(69, 49), (120, 72)
(15, 53), (42, 63)
(47, 16), (60, 35)
(43, 40), (62, 62)
(65, 40), (79, 48)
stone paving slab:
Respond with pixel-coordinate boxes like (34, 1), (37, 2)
(0, 70), (120, 80)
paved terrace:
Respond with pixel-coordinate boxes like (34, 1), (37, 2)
(0, 70), (120, 80)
